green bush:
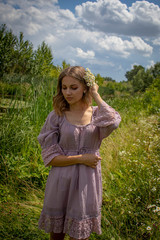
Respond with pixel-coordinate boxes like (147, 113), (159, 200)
(143, 77), (160, 114)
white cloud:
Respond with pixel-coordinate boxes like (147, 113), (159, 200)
(97, 36), (152, 58)
(152, 37), (160, 46)
(45, 33), (56, 44)
(131, 37), (153, 56)
(98, 36), (131, 58)
(130, 1), (160, 25)
(76, 0), (160, 37)
(76, 48), (95, 59)
(26, 22), (42, 35)
(0, 0), (76, 36)
(76, 0), (133, 24)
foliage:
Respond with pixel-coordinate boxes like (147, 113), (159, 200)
(0, 24), (57, 80)
(104, 76), (116, 82)
(124, 63), (160, 93)
(0, 24), (17, 77)
(95, 73), (104, 85)
(143, 77), (160, 114)
(125, 65), (145, 82)
(62, 60), (70, 70)
(132, 68), (153, 92)
(150, 62), (160, 79)
(13, 32), (34, 74)
(99, 81), (133, 99)
(33, 41), (54, 77)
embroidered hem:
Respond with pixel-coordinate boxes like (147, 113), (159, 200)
(38, 213), (101, 239)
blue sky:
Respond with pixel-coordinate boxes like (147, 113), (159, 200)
(0, 0), (160, 81)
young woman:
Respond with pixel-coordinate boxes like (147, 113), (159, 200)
(38, 66), (121, 240)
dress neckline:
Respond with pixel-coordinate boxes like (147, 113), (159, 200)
(64, 106), (94, 128)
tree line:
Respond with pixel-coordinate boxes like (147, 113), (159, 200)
(0, 24), (160, 95)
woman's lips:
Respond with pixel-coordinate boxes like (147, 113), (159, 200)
(66, 97), (73, 101)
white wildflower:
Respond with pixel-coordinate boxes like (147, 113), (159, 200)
(146, 226), (152, 231)
(155, 206), (160, 212)
(84, 68), (95, 87)
(152, 187), (156, 192)
(119, 151), (126, 156)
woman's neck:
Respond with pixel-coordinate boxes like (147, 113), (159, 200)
(69, 102), (90, 112)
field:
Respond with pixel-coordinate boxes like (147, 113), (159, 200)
(0, 79), (160, 240)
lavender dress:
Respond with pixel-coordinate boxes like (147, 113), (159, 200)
(38, 101), (121, 239)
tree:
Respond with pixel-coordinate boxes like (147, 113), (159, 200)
(132, 69), (145, 92)
(12, 32), (34, 74)
(62, 60), (70, 70)
(132, 68), (153, 92)
(95, 73), (104, 85)
(125, 65), (144, 82)
(149, 62), (160, 78)
(104, 76), (115, 82)
(33, 41), (53, 76)
(0, 24), (17, 77)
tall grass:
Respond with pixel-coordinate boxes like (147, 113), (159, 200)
(0, 77), (159, 239)
(0, 77), (54, 193)
(99, 112), (160, 239)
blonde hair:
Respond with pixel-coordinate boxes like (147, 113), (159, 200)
(53, 66), (92, 115)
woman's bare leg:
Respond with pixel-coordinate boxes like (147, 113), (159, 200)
(50, 232), (65, 240)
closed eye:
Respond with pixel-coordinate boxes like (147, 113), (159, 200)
(71, 87), (78, 90)
(62, 86), (78, 90)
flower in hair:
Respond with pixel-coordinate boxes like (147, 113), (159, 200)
(84, 68), (96, 87)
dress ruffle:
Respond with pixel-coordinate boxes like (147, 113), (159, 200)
(39, 212), (101, 239)
(42, 144), (64, 167)
(93, 101), (121, 139)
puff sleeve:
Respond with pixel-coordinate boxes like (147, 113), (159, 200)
(37, 111), (64, 167)
(93, 101), (121, 140)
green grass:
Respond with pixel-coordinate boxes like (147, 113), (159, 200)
(0, 80), (160, 240)
(99, 114), (160, 240)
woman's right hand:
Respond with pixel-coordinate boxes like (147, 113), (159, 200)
(79, 154), (101, 168)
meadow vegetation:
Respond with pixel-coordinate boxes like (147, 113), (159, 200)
(0, 24), (160, 239)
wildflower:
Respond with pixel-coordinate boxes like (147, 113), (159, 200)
(84, 68), (96, 87)
(151, 187), (156, 192)
(146, 226), (151, 231)
(153, 206), (160, 213)
(119, 150), (126, 156)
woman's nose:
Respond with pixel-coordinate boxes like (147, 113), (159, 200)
(66, 88), (71, 95)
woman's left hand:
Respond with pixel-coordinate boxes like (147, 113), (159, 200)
(89, 83), (104, 107)
(89, 83), (99, 98)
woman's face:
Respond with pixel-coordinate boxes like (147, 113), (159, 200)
(62, 76), (85, 105)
